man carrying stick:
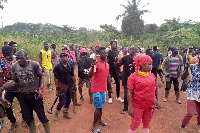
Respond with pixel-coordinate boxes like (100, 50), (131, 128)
(89, 47), (112, 133)
(53, 52), (77, 120)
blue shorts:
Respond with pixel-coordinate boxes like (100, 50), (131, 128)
(93, 92), (106, 108)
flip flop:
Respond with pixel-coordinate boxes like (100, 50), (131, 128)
(99, 122), (109, 127)
(91, 127), (102, 133)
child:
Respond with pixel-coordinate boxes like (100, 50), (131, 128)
(127, 54), (161, 133)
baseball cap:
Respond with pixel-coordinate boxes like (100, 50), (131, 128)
(60, 52), (69, 57)
(80, 48), (87, 54)
(95, 44), (101, 48)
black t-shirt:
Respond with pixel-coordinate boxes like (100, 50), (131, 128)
(53, 63), (74, 88)
(78, 56), (93, 79)
(107, 50), (118, 70)
(119, 55), (135, 86)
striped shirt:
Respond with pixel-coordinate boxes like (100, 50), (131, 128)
(169, 56), (179, 78)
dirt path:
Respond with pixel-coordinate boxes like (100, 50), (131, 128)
(1, 79), (198, 133)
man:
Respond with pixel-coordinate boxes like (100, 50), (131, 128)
(90, 43), (101, 59)
(77, 48), (93, 103)
(146, 48), (154, 59)
(118, 46), (137, 114)
(8, 41), (18, 56)
(162, 46), (184, 104)
(181, 46), (194, 93)
(89, 47), (111, 133)
(11, 50), (50, 133)
(0, 45), (27, 132)
(118, 46), (129, 79)
(53, 52), (77, 120)
(51, 44), (58, 67)
(152, 46), (160, 78)
(39, 42), (53, 91)
(107, 41), (123, 104)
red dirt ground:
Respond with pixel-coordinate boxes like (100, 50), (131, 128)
(1, 77), (198, 133)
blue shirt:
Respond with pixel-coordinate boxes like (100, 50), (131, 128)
(152, 52), (160, 68)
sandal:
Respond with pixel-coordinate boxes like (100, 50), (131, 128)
(91, 127), (102, 133)
(99, 122), (109, 127)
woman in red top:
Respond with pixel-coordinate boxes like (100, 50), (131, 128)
(127, 54), (161, 133)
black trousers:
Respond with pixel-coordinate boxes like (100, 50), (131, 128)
(19, 93), (48, 125)
(165, 77), (179, 91)
(108, 68), (120, 98)
(151, 68), (158, 78)
(124, 86), (128, 110)
(5, 91), (20, 124)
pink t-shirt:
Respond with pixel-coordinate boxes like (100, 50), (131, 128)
(70, 51), (76, 63)
(127, 72), (158, 109)
(91, 58), (109, 93)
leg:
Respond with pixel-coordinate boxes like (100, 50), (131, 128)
(157, 69), (163, 81)
(164, 79), (172, 102)
(173, 78), (181, 104)
(63, 87), (73, 119)
(142, 108), (154, 133)
(56, 91), (67, 111)
(121, 86), (128, 114)
(181, 100), (197, 127)
(78, 78), (84, 100)
(129, 107), (144, 131)
(93, 108), (102, 129)
(86, 78), (93, 103)
(44, 69), (50, 90)
(5, 91), (16, 124)
(151, 68), (158, 78)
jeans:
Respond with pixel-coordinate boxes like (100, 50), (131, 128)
(165, 77), (179, 91)
(56, 87), (73, 110)
(182, 100), (200, 126)
(19, 93), (48, 125)
(5, 91), (20, 124)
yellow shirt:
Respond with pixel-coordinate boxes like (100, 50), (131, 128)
(41, 49), (52, 70)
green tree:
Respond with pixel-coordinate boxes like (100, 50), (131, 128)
(157, 23), (171, 33)
(144, 24), (158, 34)
(116, 0), (149, 39)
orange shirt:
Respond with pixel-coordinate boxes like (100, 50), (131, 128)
(190, 55), (199, 64)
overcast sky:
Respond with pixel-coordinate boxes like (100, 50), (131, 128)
(1, 0), (200, 30)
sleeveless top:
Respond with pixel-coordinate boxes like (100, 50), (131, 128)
(187, 64), (200, 102)
(41, 49), (52, 70)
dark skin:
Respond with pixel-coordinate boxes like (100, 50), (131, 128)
(39, 43), (54, 69)
(88, 49), (112, 129)
(55, 55), (77, 97)
(11, 53), (43, 99)
(127, 62), (161, 117)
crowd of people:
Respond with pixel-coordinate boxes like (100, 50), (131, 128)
(0, 40), (199, 133)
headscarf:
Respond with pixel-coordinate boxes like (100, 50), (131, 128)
(133, 54), (152, 72)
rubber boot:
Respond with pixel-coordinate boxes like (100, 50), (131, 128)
(29, 120), (36, 133)
(53, 109), (60, 121)
(88, 89), (93, 104)
(63, 108), (72, 119)
(164, 90), (169, 102)
(175, 91), (182, 104)
(42, 121), (50, 133)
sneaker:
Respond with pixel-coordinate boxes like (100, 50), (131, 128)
(121, 109), (127, 114)
(163, 97), (168, 102)
(116, 97), (124, 103)
(176, 99), (182, 104)
(108, 98), (112, 104)
(180, 127), (185, 133)
(8, 122), (18, 133)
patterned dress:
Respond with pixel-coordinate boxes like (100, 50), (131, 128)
(187, 64), (200, 102)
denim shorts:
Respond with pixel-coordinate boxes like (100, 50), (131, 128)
(93, 92), (106, 108)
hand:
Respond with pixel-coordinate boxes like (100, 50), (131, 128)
(35, 89), (43, 99)
(128, 107), (134, 117)
(155, 101), (161, 109)
(1, 99), (11, 108)
(56, 90), (60, 97)
(3, 80), (15, 90)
